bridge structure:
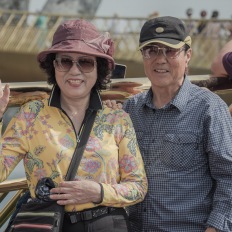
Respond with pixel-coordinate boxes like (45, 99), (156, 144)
(0, 9), (231, 82)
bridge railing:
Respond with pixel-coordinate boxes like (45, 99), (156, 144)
(0, 10), (145, 58)
(0, 178), (28, 230)
(0, 9), (231, 70)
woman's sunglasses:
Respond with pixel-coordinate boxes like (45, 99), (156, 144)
(54, 56), (96, 73)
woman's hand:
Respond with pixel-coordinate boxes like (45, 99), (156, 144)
(0, 81), (10, 120)
(49, 180), (102, 205)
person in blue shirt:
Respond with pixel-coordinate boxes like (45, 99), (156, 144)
(123, 16), (232, 232)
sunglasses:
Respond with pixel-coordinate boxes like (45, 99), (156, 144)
(54, 56), (96, 73)
(141, 45), (185, 59)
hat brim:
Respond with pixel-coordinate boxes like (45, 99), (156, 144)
(139, 36), (191, 50)
(37, 40), (115, 69)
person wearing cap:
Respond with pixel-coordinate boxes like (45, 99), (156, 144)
(0, 19), (147, 231)
(122, 16), (232, 232)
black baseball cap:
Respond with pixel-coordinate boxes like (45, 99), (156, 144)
(139, 16), (192, 49)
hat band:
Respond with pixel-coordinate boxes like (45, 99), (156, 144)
(183, 36), (191, 47)
(139, 35), (192, 50)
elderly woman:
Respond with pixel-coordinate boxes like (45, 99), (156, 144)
(0, 19), (147, 232)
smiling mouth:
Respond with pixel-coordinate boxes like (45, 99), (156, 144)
(154, 69), (168, 73)
(68, 79), (83, 84)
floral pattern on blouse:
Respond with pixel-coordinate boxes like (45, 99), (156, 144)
(0, 99), (147, 211)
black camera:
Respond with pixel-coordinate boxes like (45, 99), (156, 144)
(111, 63), (127, 79)
(35, 177), (55, 202)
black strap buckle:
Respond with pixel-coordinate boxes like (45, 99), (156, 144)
(81, 210), (93, 221)
(70, 214), (79, 224)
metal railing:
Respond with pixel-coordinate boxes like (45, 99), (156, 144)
(0, 10), (145, 62)
(0, 178), (28, 229)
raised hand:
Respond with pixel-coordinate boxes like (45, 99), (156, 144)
(0, 81), (10, 120)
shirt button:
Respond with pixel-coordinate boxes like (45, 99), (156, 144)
(143, 208), (147, 212)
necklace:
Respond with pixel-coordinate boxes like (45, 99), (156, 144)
(70, 111), (78, 118)
(66, 111), (81, 141)
(68, 111), (79, 125)
(62, 104), (86, 126)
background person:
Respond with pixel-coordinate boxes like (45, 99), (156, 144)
(0, 19), (147, 232)
(211, 39), (232, 78)
(185, 8), (196, 34)
(211, 39), (232, 115)
(205, 10), (220, 37)
(123, 16), (232, 232)
(197, 10), (208, 34)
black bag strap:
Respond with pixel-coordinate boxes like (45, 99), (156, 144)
(65, 109), (97, 181)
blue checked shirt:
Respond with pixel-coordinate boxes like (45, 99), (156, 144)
(123, 77), (232, 232)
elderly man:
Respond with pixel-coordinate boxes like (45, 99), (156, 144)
(124, 16), (232, 232)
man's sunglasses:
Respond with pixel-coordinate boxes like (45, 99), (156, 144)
(54, 56), (96, 73)
(141, 45), (185, 59)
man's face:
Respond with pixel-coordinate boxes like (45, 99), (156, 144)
(141, 43), (192, 90)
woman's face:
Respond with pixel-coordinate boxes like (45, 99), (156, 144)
(54, 52), (97, 100)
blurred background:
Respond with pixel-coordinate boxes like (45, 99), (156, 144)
(0, 0), (231, 82)
(28, 0), (232, 19)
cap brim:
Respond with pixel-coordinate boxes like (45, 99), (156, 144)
(37, 40), (115, 69)
(138, 36), (191, 50)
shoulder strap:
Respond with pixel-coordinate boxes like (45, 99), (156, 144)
(65, 109), (97, 181)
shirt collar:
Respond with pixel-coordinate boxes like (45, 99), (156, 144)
(171, 77), (191, 112)
(48, 84), (103, 111)
(143, 76), (191, 112)
(143, 88), (155, 109)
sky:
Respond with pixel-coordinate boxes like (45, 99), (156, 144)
(29, 0), (232, 19)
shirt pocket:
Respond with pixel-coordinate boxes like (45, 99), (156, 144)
(162, 133), (201, 170)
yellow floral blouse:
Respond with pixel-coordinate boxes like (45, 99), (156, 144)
(0, 87), (147, 212)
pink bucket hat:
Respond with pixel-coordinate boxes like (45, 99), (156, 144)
(37, 19), (115, 69)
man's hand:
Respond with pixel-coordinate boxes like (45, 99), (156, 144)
(103, 100), (122, 109)
(0, 81), (10, 119)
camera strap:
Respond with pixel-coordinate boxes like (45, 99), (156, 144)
(65, 108), (97, 181)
